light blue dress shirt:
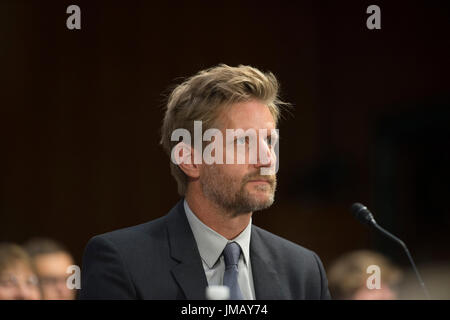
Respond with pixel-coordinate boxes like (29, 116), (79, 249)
(183, 200), (255, 300)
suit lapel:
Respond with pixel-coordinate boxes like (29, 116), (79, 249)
(166, 199), (208, 299)
(166, 200), (286, 300)
(250, 228), (285, 300)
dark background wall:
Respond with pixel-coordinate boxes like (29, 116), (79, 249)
(1, 1), (449, 274)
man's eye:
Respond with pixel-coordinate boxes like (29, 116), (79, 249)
(27, 276), (39, 287)
(0, 277), (17, 287)
(236, 137), (246, 145)
(264, 136), (275, 147)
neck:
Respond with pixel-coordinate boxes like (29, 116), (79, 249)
(185, 188), (252, 240)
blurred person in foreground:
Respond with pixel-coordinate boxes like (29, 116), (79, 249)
(327, 250), (402, 300)
(80, 64), (331, 299)
(24, 238), (76, 300)
(0, 243), (41, 300)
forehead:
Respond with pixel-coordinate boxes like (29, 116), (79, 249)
(0, 262), (34, 278)
(34, 252), (73, 271)
(217, 100), (276, 130)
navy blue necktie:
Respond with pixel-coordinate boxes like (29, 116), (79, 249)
(222, 242), (243, 300)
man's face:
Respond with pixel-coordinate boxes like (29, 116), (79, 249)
(199, 100), (278, 215)
(0, 263), (41, 300)
(33, 252), (76, 300)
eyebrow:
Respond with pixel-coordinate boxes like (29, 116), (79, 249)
(231, 130), (279, 140)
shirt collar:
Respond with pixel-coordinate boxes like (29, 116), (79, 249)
(184, 199), (252, 269)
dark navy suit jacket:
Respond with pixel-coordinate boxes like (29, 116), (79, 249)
(79, 199), (331, 299)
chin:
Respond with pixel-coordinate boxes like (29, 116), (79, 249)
(246, 191), (275, 210)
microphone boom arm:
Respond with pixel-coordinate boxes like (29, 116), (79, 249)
(372, 223), (431, 300)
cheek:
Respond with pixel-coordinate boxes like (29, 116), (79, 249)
(0, 288), (14, 299)
(217, 164), (247, 184)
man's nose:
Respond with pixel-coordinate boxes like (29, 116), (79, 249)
(255, 138), (274, 168)
(13, 283), (30, 300)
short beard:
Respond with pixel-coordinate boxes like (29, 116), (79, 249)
(200, 165), (277, 217)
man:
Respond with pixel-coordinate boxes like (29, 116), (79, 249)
(80, 64), (331, 299)
(0, 243), (41, 300)
(24, 238), (77, 300)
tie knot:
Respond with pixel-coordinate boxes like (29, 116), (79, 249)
(223, 242), (241, 267)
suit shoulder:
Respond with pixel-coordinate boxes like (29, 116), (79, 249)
(86, 215), (168, 253)
(252, 224), (316, 259)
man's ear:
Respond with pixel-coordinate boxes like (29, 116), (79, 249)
(171, 142), (200, 179)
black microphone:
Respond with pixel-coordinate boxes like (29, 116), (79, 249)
(351, 202), (431, 299)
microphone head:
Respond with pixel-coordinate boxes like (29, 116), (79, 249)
(206, 285), (230, 300)
(351, 202), (376, 226)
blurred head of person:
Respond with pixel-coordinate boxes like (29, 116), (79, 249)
(24, 238), (76, 300)
(0, 243), (41, 300)
(327, 250), (403, 300)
